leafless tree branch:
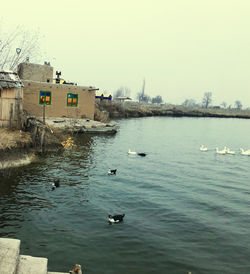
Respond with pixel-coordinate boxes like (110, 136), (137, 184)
(0, 24), (40, 71)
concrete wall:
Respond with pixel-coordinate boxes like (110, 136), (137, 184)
(23, 80), (95, 120)
(18, 63), (53, 83)
(0, 88), (23, 128)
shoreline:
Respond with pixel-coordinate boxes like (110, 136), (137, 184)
(1, 102), (250, 170)
(96, 100), (250, 120)
(0, 117), (118, 170)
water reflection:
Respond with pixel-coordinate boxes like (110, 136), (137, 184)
(0, 134), (96, 238)
(1, 118), (250, 273)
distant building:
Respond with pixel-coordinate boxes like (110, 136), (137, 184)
(0, 71), (23, 128)
(116, 96), (132, 102)
(95, 93), (112, 100)
(18, 62), (97, 120)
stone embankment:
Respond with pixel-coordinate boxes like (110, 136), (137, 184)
(95, 100), (250, 120)
(45, 117), (118, 134)
(0, 238), (69, 274)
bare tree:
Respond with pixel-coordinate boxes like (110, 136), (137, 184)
(221, 101), (227, 108)
(113, 86), (131, 99)
(234, 100), (242, 110)
(152, 95), (163, 104)
(137, 78), (145, 102)
(137, 78), (150, 102)
(143, 94), (151, 103)
(202, 92), (212, 108)
(182, 99), (197, 107)
(0, 24), (40, 71)
(137, 91), (151, 103)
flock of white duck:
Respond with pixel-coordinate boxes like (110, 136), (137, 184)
(200, 144), (250, 155)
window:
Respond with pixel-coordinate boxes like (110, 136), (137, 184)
(39, 91), (51, 105)
(67, 93), (78, 107)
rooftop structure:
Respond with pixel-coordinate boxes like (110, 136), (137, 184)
(17, 62), (53, 83)
(0, 70), (23, 89)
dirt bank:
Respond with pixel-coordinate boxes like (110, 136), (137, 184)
(95, 100), (250, 120)
(0, 115), (118, 170)
(0, 129), (31, 151)
(0, 123), (64, 170)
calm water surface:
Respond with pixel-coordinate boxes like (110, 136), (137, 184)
(1, 117), (250, 274)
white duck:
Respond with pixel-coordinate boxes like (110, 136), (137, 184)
(215, 147), (226, 155)
(226, 147), (235, 155)
(128, 149), (137, 155)
(239, 148), (250, 156)
(200, 144), (208, 152)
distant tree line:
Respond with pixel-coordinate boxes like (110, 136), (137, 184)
(113, 85), (244, 109)
(113, 86), (131, 99)
(182, 92), (244, 110)
(113, 79), (163, 104)
(113, 87), (163, 104)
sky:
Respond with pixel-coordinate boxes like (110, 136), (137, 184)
(1, 0), (250, 107)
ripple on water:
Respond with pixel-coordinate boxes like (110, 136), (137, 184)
(1, 117), (250, 273)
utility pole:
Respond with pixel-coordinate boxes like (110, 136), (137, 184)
(43, 105), (46, 124)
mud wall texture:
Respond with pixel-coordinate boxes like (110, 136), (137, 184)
(23, 80), (95, 120)
(18, 62), (53, 83)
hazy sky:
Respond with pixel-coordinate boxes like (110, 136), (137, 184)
(1, 0), (250, 106)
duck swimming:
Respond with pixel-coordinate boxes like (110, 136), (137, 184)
(200, 144), (208, 152)
(108, 214), (125, 224)
(226, 147), (235, 155)
(137, 153), (147, 157)
(128, 149), (137, 155)
(240, 148), (250, 156)
(215, 147), (226, 155)
(51, 179), (60, 191)
(108, 169), (117, 175)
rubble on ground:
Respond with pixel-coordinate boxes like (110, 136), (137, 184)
(44, 117), (118, 134)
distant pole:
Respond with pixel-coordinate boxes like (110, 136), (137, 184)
(43, 105), (46, 124)
(42, 105), (46, 153)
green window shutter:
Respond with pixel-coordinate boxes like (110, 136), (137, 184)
(67, 93), (78, 107)
(39, 91), (51, 105)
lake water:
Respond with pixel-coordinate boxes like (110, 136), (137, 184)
(1, 117), (250, 274)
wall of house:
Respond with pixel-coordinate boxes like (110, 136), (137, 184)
(22, 81), (95, 120)
(18, 63), (53, 83)
(0, 88), (23, 128)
